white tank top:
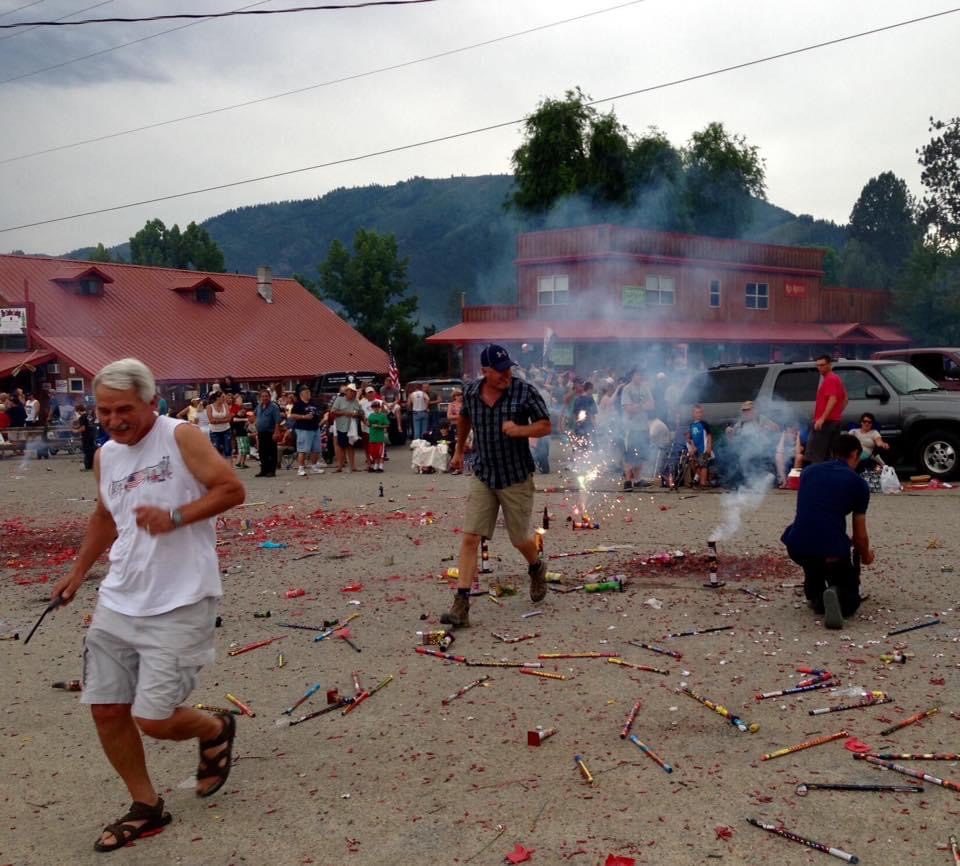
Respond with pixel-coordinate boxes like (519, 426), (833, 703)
(97, 415), (221, 616)
(208, 403), (230, 433)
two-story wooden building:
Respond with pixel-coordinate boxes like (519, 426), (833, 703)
(428, 224), (908, 373)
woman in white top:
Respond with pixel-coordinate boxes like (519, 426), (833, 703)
(206, 391), (231, 459)
(853, 412), (889, 472)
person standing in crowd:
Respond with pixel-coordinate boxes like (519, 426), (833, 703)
(408, 384), (430, 441)
(73, 403), (97, 470)
(288, 385), (324, 477)
(330, 383), (362, 472)
(620, 368), (654, 491)
(781, 433), (874, 629)
(366, 399), (389, 472)
(156, 394), (169, 418)
(254, 389), (280, 477)
(359, 386), (376, 469)
(686, 404), (714, 488)
(50, 358), (245, 852)
(25, 392), (40, 426)
(206, 391), (231, 460)
(446, 388), (463, 436)
(805, 355), (847, 465)
(439, 344), (551, 628)
(229, 394), (250, 469)
(571, 380), (597, 450)
(5, 393), (26, 428)
(423, 383), (440, 430)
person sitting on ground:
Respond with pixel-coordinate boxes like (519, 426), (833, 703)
(851, 412), (889, 473)
(685, 404), (714, 488)
(781, 433), (875, 629)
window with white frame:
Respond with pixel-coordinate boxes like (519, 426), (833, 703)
(537, 275), (569, 306)
(709, 279), (721, 308)
(645, 275), (675, 305)
(745, 282), (769, 310)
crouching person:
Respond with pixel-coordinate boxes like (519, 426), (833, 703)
(50, 358), (245, 852)
(781, 433), (874, 629)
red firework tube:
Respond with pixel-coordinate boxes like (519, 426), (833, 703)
(628, 640), (682, 659)
(797, 672), (833, 688)
(225, 693), (255, 717)
(856, 754), (960, 793)
(747, 818), (858, 863)
(756, 680), (835, 700)
(415, 646), (467, 663)
(761, 730), (848, 761)
(527, 727), (557, 746)
(520, 668), (566, 680)
(343, 675), (393, 716)
(620, 699), (642, 739)
(878, 706), (939, 736)
(628, 734), (672, 773)
(442, 675), (490, 705)
(809, 692), (889, 715)
(538, 652), (620, 659)
(608, 658), (668, 675)
(227, 636), (285, 656)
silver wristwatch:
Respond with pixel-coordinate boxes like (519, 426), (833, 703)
(169, 508), (184, 528)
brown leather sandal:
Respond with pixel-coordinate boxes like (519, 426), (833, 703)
(93, 797), (172, 852)
(196, 712), (236, 798)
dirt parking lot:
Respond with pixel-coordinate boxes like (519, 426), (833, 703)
(1, 450), (958, 866)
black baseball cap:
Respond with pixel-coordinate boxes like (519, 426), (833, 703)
(480, 344), (516, 372)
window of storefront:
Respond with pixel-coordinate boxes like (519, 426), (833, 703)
(709, 279), (721, 308)
(537, 275), (569, 306)
(645, 275), (675, 305)
(745, 282), (769, 310)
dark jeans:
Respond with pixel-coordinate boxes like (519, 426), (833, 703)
(532, 436), (551, 474)
(258, 432), (277, 475)
(210, 429), (231, 458)
(790, 549), (861, 616)
(805, 420), (842, 464)
(82, 440), (96, 470)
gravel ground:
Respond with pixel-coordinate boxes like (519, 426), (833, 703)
(1, 448), (959, 866)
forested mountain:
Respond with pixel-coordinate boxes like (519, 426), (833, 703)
(64, 173), (847, 329)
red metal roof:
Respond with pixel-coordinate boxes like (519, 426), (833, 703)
(0, 349), (56, 378)
(0, 255), (387, 382)
(427, 319), (910, 346)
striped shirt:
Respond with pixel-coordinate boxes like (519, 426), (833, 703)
(461, 375), (549, 490)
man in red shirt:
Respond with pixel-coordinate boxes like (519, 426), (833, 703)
(805, 355), (847, 465)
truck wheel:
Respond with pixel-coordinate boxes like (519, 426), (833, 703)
(916, 429), (960, 480)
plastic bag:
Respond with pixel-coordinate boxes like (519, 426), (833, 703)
(879, 465), (902, 494)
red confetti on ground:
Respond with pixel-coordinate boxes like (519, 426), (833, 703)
(505, 843), (535, 863)
(616, 550), (797, 583)
(605, 855), (637, 866)
(715, 826), (734, 840)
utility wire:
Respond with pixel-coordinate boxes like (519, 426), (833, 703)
(0, 0), (649, 166)
(0, 0), (276, 85)
(1, 6), (957, 235)
(0, 0), (113, 43)
(0, 0), (44, 20)
(0, 0), (435, 28)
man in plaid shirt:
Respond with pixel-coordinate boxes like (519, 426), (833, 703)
(441, 344), (552, 627)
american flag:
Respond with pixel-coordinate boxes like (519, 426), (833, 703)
(387, 344), (401, 390)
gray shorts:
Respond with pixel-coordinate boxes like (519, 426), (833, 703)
(81, 597), (218, 720)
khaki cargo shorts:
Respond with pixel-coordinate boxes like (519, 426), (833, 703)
(464, 475), (534, 546)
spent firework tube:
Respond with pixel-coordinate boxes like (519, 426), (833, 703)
(628, 640), (682, 660)
(608, 658), (668, 676)
(679, 687), (759, 733)
(282, 682), (323, 715)
(795, 782), (923, 796)
(869, 752), (960, 761)
(740, 586), (768, 601)
(442, 675), (490, 705)
(194, 704), (242, 716)
(809, 692), (889, 715)
(761, 730), (848, 761)
(520, 668), (566, 680)
(620, 699), (642, 739)
(756, 680), (835, 700)
(885, 618), (940, 637)
(227, 636), (286, 657)
(492, 632), (538, 643)
(225, 693), (256, 717)
(289, 697), (352, 726)
(527, 727), (557, 746)
(797, 672), (834, 688)
(951, 835), (960, 866)
(314, 612), (360, 642)
(574, 754), (594, 784)
(878, 706), (939, 736)
(467, 660), (543, 669)
(343, 674), (394, 715)
(666, 625), (732, 639)
(628, 734), (673, 773)
(747, 818), (858, 864)
(415, 646), (467, 663)
(855, 754), (960, 792)
(538, 652), (620, 659)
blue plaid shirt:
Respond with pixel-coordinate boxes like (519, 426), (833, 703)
(461, 376), (549, 490)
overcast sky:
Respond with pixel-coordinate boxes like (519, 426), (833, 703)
(0, 0), (957, 257)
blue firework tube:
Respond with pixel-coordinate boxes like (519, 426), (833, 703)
(628, 734), (672, 773)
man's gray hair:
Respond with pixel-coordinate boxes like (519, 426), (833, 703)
(93, 358), (156, 403)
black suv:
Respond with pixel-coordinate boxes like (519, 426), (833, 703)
(680, 360), (960, 479)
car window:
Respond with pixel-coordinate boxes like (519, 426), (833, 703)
(910, 354), (945, 380)
(836, 367), (881, 400)
(682, 368), (766, 404)
(946, 357), (960, 381)
(772, 369), (819, 401)
(878, 362), (941, 393)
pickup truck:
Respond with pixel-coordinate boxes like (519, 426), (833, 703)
(680, 359), (960, 479)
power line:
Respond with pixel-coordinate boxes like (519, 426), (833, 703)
(0, 0), (649, 166)
(1, 6), (957, 235)
(0, 0), (44, 20)
(0, 0), (113, 43)
(0, 0), (435, 29)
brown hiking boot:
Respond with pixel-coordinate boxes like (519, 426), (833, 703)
(440, 594), (470, 628)
(528, 558), (547, 602)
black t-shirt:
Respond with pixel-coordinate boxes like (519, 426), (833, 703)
(231, 410), (248, 436)
(6, 403), (26, 427)
(292, 400), (320, 431)
(76, 414), (96, 443)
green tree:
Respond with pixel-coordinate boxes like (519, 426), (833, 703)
(88, 242), (114, 263)
(129, 218), (225, 271)
(837, 238), (889, 289)
(918, 116), (960, 243)
(847, 171), (917, 277)
(891, 242), (960, 344)
(683, 122), (766, 237)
